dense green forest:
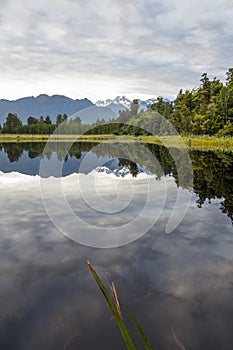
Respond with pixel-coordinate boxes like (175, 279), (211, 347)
(1, 68), (233, 136)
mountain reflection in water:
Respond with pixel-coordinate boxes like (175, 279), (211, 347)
(0, 141), (232, 223)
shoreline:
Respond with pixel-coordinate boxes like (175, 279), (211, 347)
(0, 134), (233, 151)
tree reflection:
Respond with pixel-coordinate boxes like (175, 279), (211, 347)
(2, 143), (23, 162)
(1, 142), (233, 223)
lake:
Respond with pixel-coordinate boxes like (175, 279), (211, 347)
(0, 141), (233, 349)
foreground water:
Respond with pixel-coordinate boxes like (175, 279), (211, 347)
(0, 142), (233, 349)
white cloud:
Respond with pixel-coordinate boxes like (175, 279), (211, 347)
(0, 0), (232, 100)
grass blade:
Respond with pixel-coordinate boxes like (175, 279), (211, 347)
(87, 260), (137, 350)
(171, 328), (186, 350)
(106, 271), (123, 320)
(126, 307), (153, 350)
(62, 333), (80, 349)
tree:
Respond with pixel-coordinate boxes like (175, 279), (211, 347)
(27, 116), (38, 125)
(200, 73), (211, 90)
(172, 90), (194, 134)
(45, 115), (52, 124)
(217, 120), (233, 136)
(2, 113), (22, 133)
(62, 114), (68, 123)
(151, 96), (173, 118)
(56, 114), (63, 124)
(39, 116), (44, 123)
(226, 68), (233, 86)
(70, 116), (81, 124)
(220, 86), (232, 123)
(56, 113), (67, 124)
(131, 99), (139, 116)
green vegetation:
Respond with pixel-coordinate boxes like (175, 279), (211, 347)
(0, 68), (233, 148)
(0, 133), (115, 143)
(0, 133), (233, 151)
(115, 69), (233, 137)
(170, 70), (233, 136)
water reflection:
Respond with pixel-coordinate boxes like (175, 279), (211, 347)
(0, 142), (233, 223)
(0, 171), (232, 349)
(0, 142), (233, 349)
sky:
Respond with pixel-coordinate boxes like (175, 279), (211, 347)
(0, 0), (233, 102)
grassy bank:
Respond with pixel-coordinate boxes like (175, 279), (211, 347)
(138, 135), (233, 151)
(0, 134), (115, 143)
(0, 134), (233, 151)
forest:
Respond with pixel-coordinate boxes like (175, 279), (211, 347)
(0, 68), (233, 137)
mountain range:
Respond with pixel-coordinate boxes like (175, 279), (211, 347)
(0, 94), (160, 125)
(95, 96), (158, 112)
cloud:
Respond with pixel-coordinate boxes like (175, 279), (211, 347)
(1, 169), (233, 348)
(0, 0), (232, 100)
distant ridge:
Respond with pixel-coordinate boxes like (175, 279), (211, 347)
(0, 94), (168, 125)
(0, 94), (94, 124)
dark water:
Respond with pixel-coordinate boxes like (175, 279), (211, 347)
(0, 142), (233, 349)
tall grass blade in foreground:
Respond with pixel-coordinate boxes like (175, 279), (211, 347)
(106, 270), (152, 349)
(87, 260), (137, 350)
(125, 307), (153, 350)
(87, 260), (186, 350)
(106, 270), (123, 320)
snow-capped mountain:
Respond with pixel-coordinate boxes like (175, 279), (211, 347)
(95, 159), (153, 178)
(145, 98), (157, 105)
(0, 94), (172, 125)
(96, 96), (131, 109)
(95, 96), (169, 116)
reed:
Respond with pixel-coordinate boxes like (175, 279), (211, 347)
(87, 260), (187, 350)
(87, 260), (152, 350)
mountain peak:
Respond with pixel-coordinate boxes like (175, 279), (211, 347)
(95, 96), (131, 109)
(95, 96), (164, 111)
(0, 95), (94, 124)
(37, 94), (49, 98)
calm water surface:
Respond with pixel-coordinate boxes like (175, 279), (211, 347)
(0, 142), (233, 349)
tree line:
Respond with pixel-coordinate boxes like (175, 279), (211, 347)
(0, 68), (233, 136)
(115, 68), (233, 136)
(0, 113), (83, 134)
